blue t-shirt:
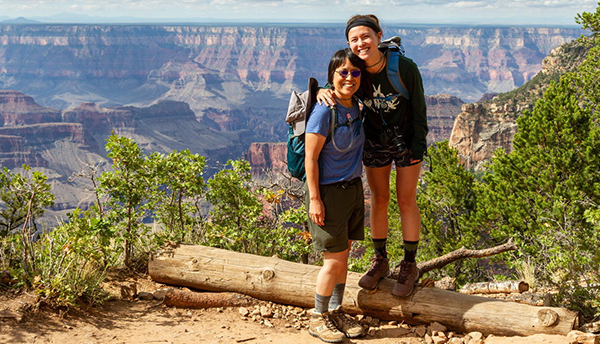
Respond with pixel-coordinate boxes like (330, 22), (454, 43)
(305, 102), (364, 185)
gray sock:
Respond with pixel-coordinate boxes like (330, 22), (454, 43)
(315, 292), (331, 314)
(328, 283), (346, 311)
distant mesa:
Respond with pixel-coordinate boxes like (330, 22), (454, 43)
(0, 17), (42, 24)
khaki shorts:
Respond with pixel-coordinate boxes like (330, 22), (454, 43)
(304, 178), (365, 253)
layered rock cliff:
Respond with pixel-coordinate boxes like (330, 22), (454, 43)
(0, 24), (583, 112)
(0, 90), (249, 222)
(448, 40), (589, 170)
(0, 24), (587, 221)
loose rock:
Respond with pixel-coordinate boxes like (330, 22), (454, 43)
(567, 330), (600, 344)
(238, 307), (249, 317)
(430, 321), (448, 333)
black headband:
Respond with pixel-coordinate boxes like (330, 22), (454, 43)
(345, 19), (381, 39)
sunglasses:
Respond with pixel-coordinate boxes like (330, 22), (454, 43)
(335, 70), (361, 78)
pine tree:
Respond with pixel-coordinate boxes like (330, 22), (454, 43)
(416, 141), (483, 282)
(475, 5), (600, 316)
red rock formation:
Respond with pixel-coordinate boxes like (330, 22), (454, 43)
(448, 103), (517, 170)
(0, 123), (90, 168)
(0, 90), (62, 126)
(62, 102), (134, 130)
(447, 41), (586, 171)
(426, 94), (464, 143)
(244, 142), (287, 175)
(0, 24), (584, 111)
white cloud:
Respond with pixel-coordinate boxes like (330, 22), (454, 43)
(0, 0), (597, 25)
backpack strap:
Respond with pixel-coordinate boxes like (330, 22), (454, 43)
(328, 106), (337, 139)
(378, 36), (410, 101)
(386, 49), (410, 100)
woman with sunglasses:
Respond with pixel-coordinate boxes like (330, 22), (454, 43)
(318, 15), (428, 298)
(305, 48), (371, 343)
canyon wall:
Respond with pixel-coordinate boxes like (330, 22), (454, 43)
(0, 24), (584, 113)
(0, 23), (586, 221)
(448, 40), (588, 170)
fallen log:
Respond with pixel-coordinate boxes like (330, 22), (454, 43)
(163, 289), (257, 308)
(148, 243), (578, 337)
(459, 280), (530, 294)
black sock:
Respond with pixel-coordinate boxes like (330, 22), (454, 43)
(403, 240), (419, 263)
(373, 238), (388, 259)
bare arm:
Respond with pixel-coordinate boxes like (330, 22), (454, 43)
(316, 88), (336, 107)
(305, 132), (327, 226)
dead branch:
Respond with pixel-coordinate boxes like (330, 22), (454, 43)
(459, 280), (529, 294)
(391, 239), (518, 278)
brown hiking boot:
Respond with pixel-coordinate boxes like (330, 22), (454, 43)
(330, 306), (364, 338)
(358, 255), (389, 290)
(392, 260), (419, 297)
(308, 309), (345, 343)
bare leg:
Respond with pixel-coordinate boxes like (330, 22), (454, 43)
(395, 162), (422, 241)
(315, 246), (351, 296)
(365, 164), (392, 239)
(391, 162), (422, 297)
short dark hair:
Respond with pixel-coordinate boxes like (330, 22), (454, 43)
(327, 48), (372, 99)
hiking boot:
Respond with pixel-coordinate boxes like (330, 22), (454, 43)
(358, 255), (389, 290)
(330, 306), (364, 338)
(392, 260), (419, 297)
(308, 309), (345, 343)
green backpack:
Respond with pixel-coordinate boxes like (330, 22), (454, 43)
(285, 78), (336, 181)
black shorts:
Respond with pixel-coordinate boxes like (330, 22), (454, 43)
(362, 138), (420, 168)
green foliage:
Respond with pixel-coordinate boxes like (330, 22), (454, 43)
(347, 227), (373, 273)
(99, 133), (151, 268)
(145, 150), (207, 244)
(204, 160), (311, 261)
(0, 169), (108, 307)
(0, 166), (55, 238)
(30, 209), (111, 306)
(474, 30), (600, 317)
(205, 160), (263, 252)
(0, 166), (54, 277)
(276, 202), (313, 263)
(576, 3), (600, 33)
(416, 142), (489, 282)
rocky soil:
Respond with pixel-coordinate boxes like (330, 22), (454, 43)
(1, 273), (599, 344)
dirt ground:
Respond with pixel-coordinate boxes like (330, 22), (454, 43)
(2, 273), (597, 344)
(0, 274), (426, 344)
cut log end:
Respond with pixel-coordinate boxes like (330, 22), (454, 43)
(537, 309), (559, 327)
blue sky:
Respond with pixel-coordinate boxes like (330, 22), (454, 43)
(0, 0), (597, 26)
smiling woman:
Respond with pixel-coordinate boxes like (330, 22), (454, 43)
(302, 48), (371, 343)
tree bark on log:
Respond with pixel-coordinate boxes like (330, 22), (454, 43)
(459, 280), (529, 294)
(148, 243), (578, 337)
(163, 289), (257, 308)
